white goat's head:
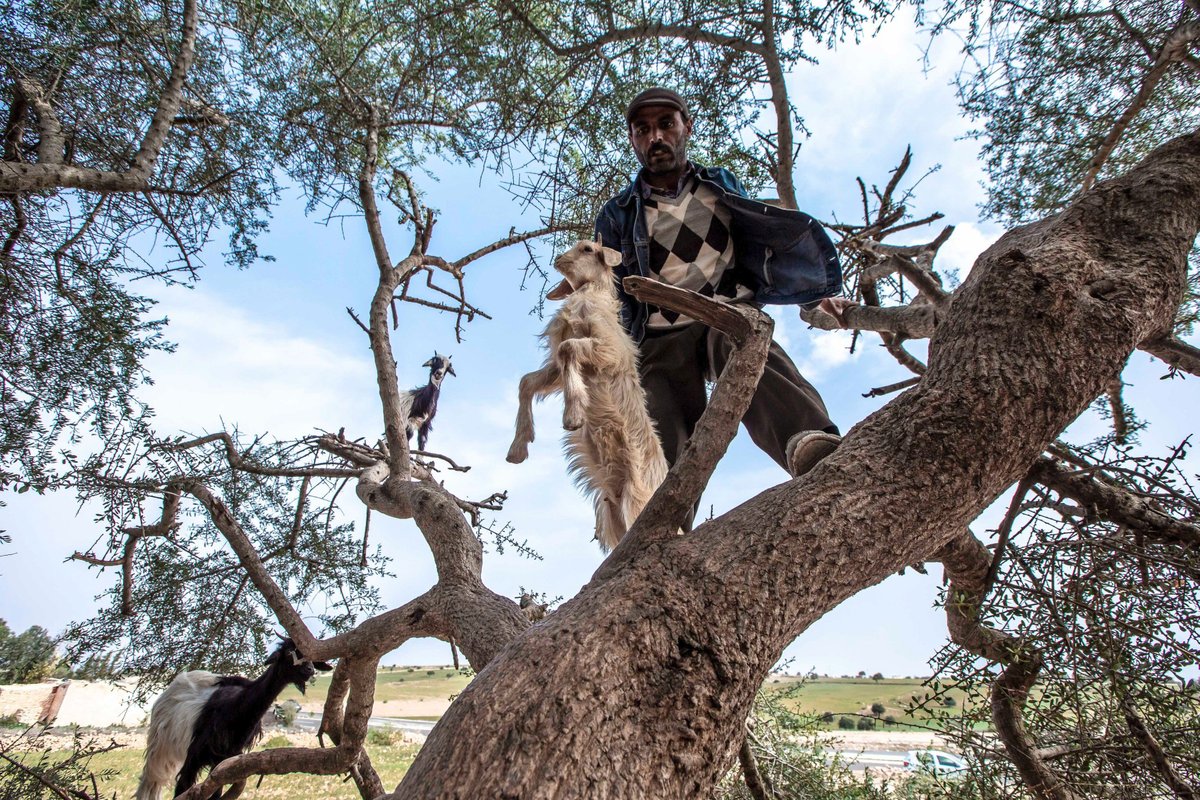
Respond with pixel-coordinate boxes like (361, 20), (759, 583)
(547, 239), (622, 301)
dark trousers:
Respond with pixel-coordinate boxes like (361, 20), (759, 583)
(639, 324), (838, 524)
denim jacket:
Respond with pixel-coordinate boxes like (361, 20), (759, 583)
(594, 164), (842, 343)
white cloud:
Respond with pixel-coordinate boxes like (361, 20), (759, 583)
(142, 286), (378, 438)
(936, 221), (1004, 285)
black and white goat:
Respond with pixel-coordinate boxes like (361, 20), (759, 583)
(135, 639), (332, 800)
(401, 353), (455, 452)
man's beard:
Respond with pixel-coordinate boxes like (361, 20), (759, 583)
(641, 141), (686, 174)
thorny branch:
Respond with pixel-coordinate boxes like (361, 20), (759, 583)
(70, 487), (182, 616)
(0, 0), (199, 194)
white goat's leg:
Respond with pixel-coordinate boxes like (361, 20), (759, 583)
(597, 494), (628, 551)
(507, 363), (560, 463)
(556, 337), (597, 431)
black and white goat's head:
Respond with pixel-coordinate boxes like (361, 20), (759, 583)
(265, 638), (333, 694)
(423, 353), (456, 385)
(547, 239), (623, 301)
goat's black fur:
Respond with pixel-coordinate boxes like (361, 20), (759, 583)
(403, 353), (455, 451)
(168, 639), (331, 800)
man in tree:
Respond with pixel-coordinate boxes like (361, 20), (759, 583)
(595, 87), (850, 521)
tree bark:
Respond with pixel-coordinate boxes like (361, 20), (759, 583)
(392, 130), (1200, 799)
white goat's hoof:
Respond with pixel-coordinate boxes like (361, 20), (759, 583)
(507, 444), (529, 463)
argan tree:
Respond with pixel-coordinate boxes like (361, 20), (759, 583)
(3, 0), (1199, 799)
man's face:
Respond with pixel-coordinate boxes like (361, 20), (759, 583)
(628, 105), (693, 176)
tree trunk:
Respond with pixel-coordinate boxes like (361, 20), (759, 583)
(393, 130), (1200, 799)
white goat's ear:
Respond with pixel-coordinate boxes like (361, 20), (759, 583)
(547, 279), (575, 301)
(422, 358), (433, 368)
(594, 231), (603, 244)
(601, 246), (621, 268)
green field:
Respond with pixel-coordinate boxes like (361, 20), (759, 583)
(764, 675), (980, 730)
(275, 665), (473, 709)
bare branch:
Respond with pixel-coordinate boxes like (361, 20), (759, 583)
(164, 432), (360, 478)
(863, 376), (921, 398)
(70, 487), (182, 615)
(1140, 335), (1200, 376)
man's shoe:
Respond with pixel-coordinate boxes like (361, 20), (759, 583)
(786, 431), (842, 477)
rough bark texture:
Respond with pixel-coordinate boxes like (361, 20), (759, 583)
(391, 130), (1200, 799)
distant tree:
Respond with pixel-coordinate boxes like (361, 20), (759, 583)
(870, 702), (885, 717)
(871, 672), (884, 682)
(837, 716), (856, 731)
(856, 717), (875, 731)
(0, 622), (56, 683)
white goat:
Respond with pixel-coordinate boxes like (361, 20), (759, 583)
(507, 240), (668, 551)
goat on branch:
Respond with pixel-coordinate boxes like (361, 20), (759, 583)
(401, 353), (455, 452)
(135, 638), (332, 800)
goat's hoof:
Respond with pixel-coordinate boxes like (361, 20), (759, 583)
(563, 413), (584, 431)
(507, 444), (528, 463)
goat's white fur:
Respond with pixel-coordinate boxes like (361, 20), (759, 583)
(507, 240), (668, 550)
(135, 671), (220, 800)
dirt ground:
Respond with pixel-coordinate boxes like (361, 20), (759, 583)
(0, 679), (152, 727)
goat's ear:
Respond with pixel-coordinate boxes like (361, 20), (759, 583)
(600, 246), (621, 268)
(547, 278), (575, 301)
(313, 661), (334, 672)
(422, 357), (433, 368)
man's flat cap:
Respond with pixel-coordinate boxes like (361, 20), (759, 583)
(625, 87), (689, 122)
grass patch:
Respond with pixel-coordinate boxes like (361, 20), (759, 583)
(30, 737), (421, 800)
(765, 677), (983, 731)
(277, 667), (472, 707)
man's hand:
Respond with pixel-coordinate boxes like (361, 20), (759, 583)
(816, 296), (857, 328)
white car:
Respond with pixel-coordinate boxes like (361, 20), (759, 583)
(903, 749), (967, 776)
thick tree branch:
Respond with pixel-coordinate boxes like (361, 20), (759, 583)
(359, 112), (413, 480)
(177, 478), (321, 659)
(800, 301), (938, 338)
(1120, 694), (1199, 800)
(603, 277), (772, 549)
(393, 129), (1200, 799)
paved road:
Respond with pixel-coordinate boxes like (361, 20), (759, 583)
(294, 711), (436, 738)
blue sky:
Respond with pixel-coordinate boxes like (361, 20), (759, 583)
(2, 10), (1197, 679)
